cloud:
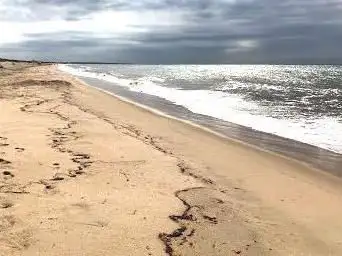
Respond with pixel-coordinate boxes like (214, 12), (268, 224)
(1, 0), (342, 63)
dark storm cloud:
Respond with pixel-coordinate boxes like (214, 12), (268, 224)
(0, 37), (229, 64)
(1, 0), (342, 63)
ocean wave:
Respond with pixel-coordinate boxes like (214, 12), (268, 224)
(58, 64), (342, 153)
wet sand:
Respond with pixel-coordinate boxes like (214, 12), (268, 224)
(1, 62), (342, 255)
(81, 76), (342, 177)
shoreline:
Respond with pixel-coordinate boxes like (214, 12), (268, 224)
(1, 62), (342, 255)
(58, 63), (342, 156)
(73, 74), (342, 178)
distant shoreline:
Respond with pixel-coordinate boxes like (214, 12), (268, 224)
(0, 58), (132, 65)
(1, 57), (342, 65)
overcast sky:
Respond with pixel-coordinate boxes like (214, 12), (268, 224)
(1, 0), (342, 64)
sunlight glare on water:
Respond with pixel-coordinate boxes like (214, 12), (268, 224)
(59, 64), (342, 153)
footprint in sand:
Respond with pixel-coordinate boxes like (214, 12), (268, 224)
(0, 158), (11, 165)
(67, 170), (77, 178)
(0, 198), (14, 209)
(38, 179), (56, 190)
(52, 163), (60, 170)
(0, 137), (9, 147)
(2, 171), (14, 179)
(51, 173), (65, 181)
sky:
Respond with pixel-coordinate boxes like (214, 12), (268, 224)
(1, 0), (342, 64)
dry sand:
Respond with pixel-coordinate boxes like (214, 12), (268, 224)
(1, 61), (342, 255)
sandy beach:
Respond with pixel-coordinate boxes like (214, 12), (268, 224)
(1, 61), (342, 255)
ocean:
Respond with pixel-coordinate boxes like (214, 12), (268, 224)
(59, 64), (342, 172)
